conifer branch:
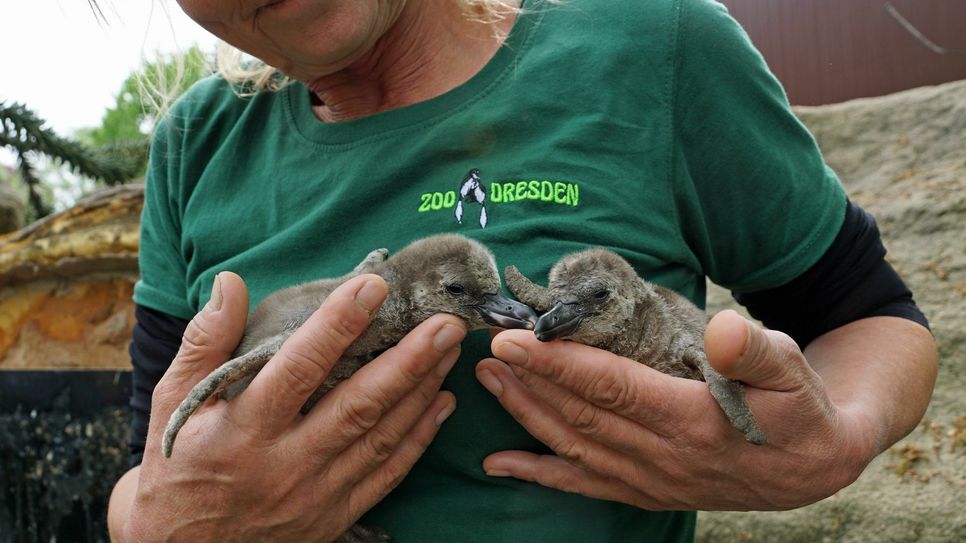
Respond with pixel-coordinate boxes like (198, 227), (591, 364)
(1, 101), (141, 185)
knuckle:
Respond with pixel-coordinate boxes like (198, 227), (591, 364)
(770, 330), (802, 362)
(380, 344), (431, 387)
(182, 315), (213, 345)
(180, 310), (231, 353)
(555, 438), (589, 466)
(541, 355), (569, 381)
(176, 322), (214, 361)
(745, 327), (775, 363)
(764, 329), (814, 388)
(566, 399), (603, 434)
(174, 315), (235, 368)
(359, 425), (399, 465)
(337, 393), (385, 432)
(292, 313), (372, 369)
(310, 328), (353, 366)
(377, 457), (411, 492)
(589, 372), (632, 411)
(326, 311), (369, 345)
(509, 401), (539, 429)
(412, 380), (442, 410)
(279, 347), (327, 397)
(150, 379), (179, 409)
(682, 424), (729, 457)
(544, 469), (582, 495)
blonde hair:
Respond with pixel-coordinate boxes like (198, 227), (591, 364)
(217, 0), (532, 94)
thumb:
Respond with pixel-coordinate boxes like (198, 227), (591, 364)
(704, 309), (807, 392)
(151, 272), (249, 419)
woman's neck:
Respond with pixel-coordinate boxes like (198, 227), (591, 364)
(309, 0), (517, 122)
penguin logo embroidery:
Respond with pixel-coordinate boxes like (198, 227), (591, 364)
(455, 168), (488, 229)
(418, 169), (579, 224)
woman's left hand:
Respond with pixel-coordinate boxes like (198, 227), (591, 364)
(476, 309), (883, 511)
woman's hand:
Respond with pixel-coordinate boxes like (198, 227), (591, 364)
(122, 273), (463, 542)
(477, 310), (935, 511)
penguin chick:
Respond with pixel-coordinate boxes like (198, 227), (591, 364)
(505, 249), (767, 446)
(164, 234), (538, 460)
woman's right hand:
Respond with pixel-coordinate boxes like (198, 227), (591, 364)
(120, 272), (463, 543)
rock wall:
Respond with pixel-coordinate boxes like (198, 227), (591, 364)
(699, 80), (966, 542)
(0, 185), (141, 370)
(0, 185), (142, 542)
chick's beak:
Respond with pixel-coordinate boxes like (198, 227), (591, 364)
(475, 293), (538, 330)
(533, 301), (585, 341)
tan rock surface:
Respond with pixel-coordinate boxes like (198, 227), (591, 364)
(699, 80), (966, 542)
(0, 184), (142, 369)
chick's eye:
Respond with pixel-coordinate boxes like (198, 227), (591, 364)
(594, 289), (610, 301)
(446, 284), (465, 295)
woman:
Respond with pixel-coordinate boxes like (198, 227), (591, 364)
(109, 0), (937, 541)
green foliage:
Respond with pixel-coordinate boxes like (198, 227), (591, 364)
(1, 102), (141, 218)
(0, 47), (210, 220)
(86, 46), (210, 148)
(75, 46), (210, 183)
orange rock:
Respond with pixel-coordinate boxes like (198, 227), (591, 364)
(0, 185), (142, 369)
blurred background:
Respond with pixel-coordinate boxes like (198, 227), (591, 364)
(1, 1), (964, 541)
(723, 0), (966, 105)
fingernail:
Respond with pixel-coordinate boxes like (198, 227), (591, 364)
(435, 401), (456, 426)
(437, 347), (460, 377)
(478, 368), (504, 397)
(485, 469), (511, 477)
(433, 323), (466, 353)
(207, 273), (223, 312)
(354, 279), (386, 314)
(493, 341), (528, 365)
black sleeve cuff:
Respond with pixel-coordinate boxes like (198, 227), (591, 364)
(127, 304), (189, 467)
(734, 200), (929, 349)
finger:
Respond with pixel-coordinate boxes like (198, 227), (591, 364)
(475, 358), (646, 482)
(483, 451), (673, 511)
(237, 274), (388, 430)
(343, 391), (456, 513)
(495, 360), (707, 453)
(704, 310), (811, 392)
(490, 330), (698, 436)
(151, 272), (249, 422)
(324, 345), (459, 484)
(303, 314), (466, 454)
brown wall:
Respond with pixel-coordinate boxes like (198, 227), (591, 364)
(720, 0), (966, 105)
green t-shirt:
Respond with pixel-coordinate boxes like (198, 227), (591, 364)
(135, 0), (845, 541)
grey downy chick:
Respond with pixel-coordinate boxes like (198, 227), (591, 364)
(162, 235), (537, 542)
(505, 249), (766, 446)
(164, 234), (538, 456)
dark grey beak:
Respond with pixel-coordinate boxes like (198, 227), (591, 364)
(475, 292), (538, 330)
(533, 301), (585, 341)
